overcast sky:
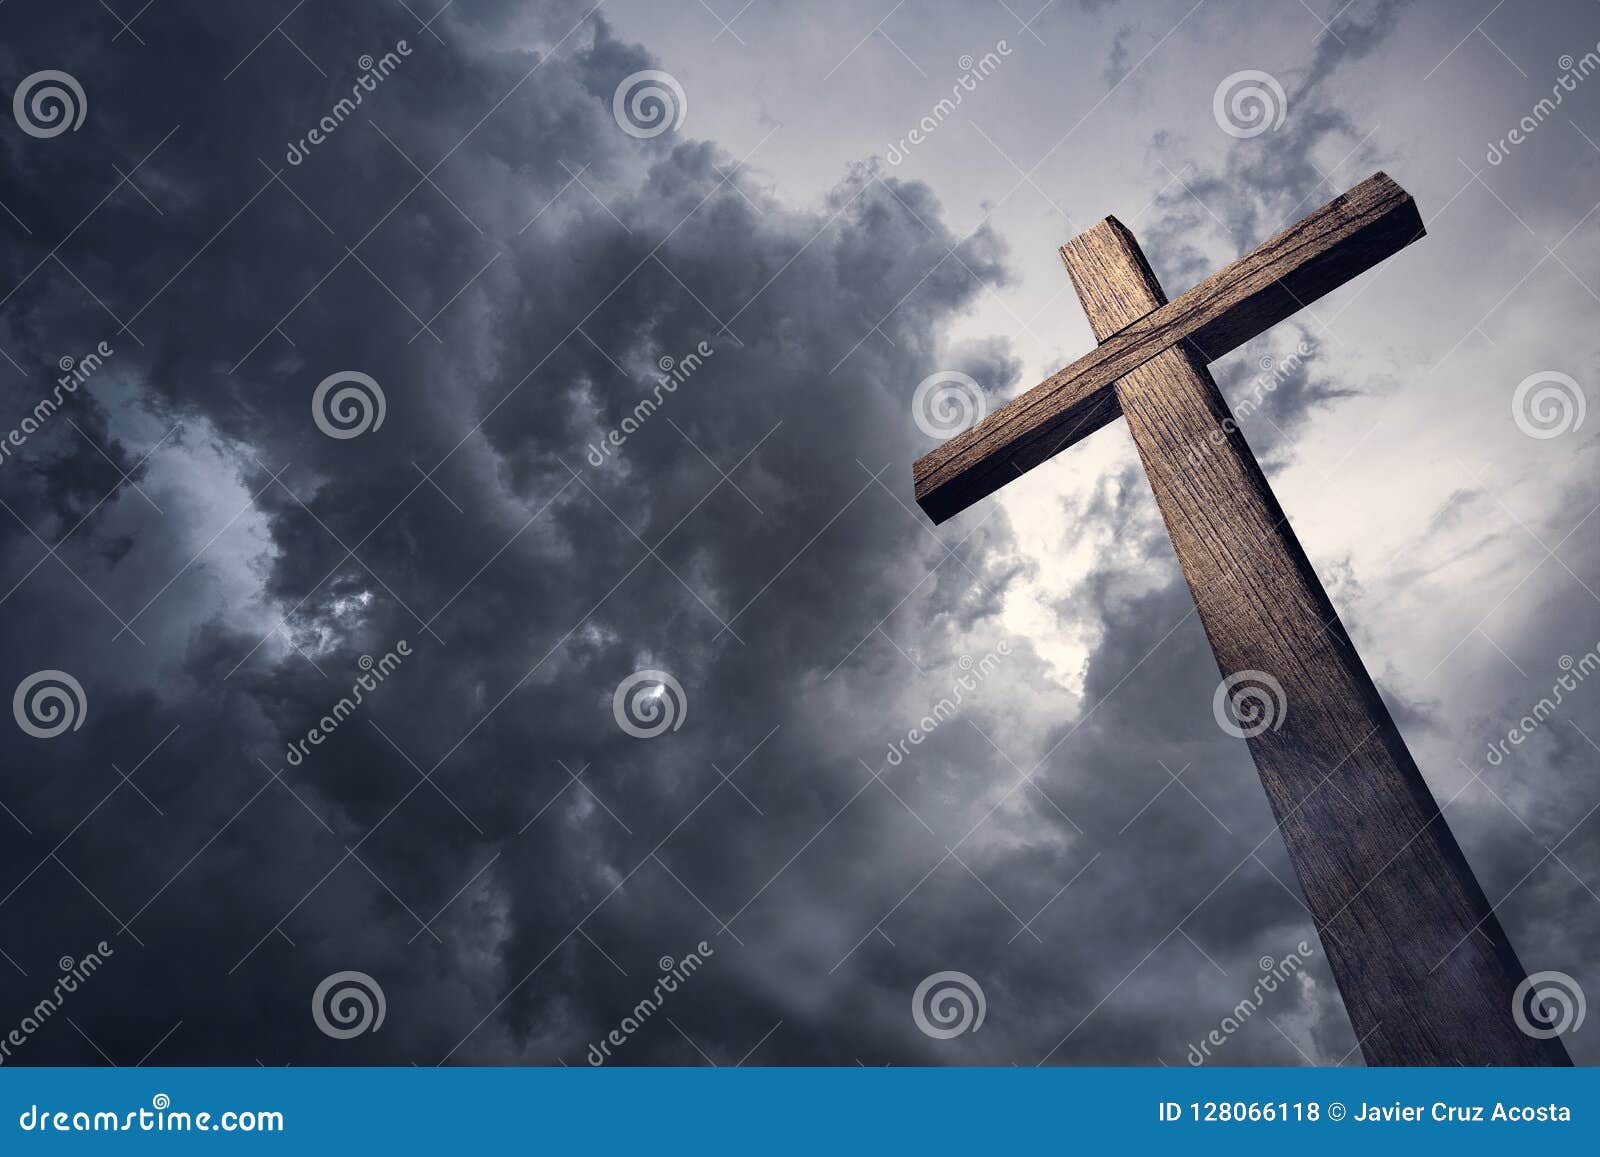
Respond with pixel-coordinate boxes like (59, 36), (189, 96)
(0, 0), (1595, 1066)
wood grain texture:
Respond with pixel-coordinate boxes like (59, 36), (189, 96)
(1060, 217), (1567, 1067)
(913, 171), (1424, 524)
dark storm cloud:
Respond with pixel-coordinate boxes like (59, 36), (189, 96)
(0, 0), (1055, 1065)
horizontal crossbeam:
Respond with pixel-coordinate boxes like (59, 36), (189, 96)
(912, 172), (1424, 523)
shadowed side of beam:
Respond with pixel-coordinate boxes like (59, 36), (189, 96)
(912, 171), (1424, 524)
(1060, 215), (1567, 1066)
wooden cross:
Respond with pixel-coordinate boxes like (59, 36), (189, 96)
(914, 173), (1570, 1066)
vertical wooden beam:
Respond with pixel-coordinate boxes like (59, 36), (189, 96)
(1060, 217), (1567, 1066)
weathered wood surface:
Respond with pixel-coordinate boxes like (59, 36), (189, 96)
(1058, 216), (1567, 1066)
(913, 171), (1423, 524)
